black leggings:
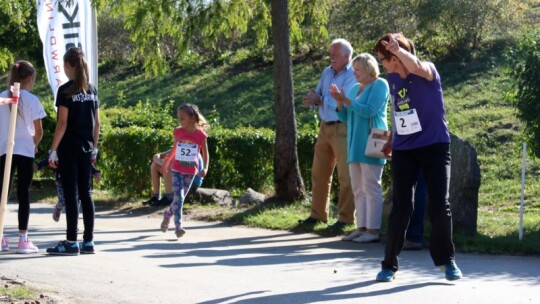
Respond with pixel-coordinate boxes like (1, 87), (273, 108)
(58, 149), (95, 242)
(0, 154), (34, 231)
(382, 143), (455, 271)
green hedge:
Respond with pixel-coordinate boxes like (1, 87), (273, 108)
(97, 100), (323, 197)
(100, 126), (172, 195)
(99, 124), (319, 196)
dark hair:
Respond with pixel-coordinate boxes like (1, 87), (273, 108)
(178, 103), (210, 131)
(374, 33), (416, 60)
(63, 47), (90, 95)
(7, 60), (35, 98)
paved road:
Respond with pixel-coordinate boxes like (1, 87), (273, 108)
(1, 202), (539, 304)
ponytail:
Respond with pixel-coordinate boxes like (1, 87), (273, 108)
(7, 60), (35, 98)
(63, 47), (90, 95)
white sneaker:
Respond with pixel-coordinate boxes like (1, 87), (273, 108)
(352, 232), (380, 243)
(341, 230), (363, 241)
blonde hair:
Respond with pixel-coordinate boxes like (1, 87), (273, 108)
(352, 53), (380, 78)
(177, 103), (210, 131)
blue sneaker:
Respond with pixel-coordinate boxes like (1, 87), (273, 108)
(441, 260), (463, 281)
(46, 240), (80, 256)
(80, 241), (95, 254)
(376, 268), (396, 282)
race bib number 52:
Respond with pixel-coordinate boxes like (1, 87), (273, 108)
(175, 143), (198, 163)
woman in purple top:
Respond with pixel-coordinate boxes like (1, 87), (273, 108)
(373, 33), (462, 282)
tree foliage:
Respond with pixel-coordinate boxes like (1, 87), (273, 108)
(329, 0), (527, 57)
(0, 0), (41, 71)
(417, 0), (527, 53)
(93, 0), (331, 76)
(508, 30), (540, 157)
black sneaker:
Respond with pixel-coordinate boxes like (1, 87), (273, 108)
(329, 221), (347, 232)
(142, 196), (159, 206)
(80, 241), (95, 254)
(151, 196), (173, 206)
(298, 216), (324, 224)
(46, 240), (80, 256)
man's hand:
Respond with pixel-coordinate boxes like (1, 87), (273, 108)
(302, 91), (321, 107)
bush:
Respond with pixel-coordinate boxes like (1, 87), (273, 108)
(100, 126), (172, 195)
(507, 30), (540, 157)
(99, 122), (319, 196)
(205, 126), (275, 192)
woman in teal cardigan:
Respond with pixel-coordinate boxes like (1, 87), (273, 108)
(330, 53), (389, 243)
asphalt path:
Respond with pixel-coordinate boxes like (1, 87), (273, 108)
(1, 202), (539, 304)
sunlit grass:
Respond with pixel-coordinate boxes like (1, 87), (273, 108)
(0, 284), (36, 302)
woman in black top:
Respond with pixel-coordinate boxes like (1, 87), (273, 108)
(47, 47), (100, 255)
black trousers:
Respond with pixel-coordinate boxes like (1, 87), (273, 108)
(58, 149), (95, 242)
(382, 143), (455, 271)
(0, 154), (34, 231)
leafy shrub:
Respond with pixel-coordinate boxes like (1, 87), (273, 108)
(507, 30), (540, 157)
(205, 126), (275, 192)
(99, 122), (318, 196)
(100, 126), (172, 195)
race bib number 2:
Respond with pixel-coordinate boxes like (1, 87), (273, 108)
(175, 143), (199, 163)
(394, 109), (422, 135)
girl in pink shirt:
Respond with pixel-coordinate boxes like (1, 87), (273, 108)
(161, 103), (209, 238)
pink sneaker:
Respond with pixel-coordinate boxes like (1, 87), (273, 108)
(160, 210), (172, 233)
(16, 238), (39, 254)
(52, 207), (62, 222)
(1, 236), (9, 252)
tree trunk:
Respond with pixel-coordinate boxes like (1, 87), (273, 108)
(270, 0), (306, 202)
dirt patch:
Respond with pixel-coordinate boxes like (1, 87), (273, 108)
(0, 276), (62, 304)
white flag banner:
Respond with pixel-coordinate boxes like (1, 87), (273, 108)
(36, 0), (98, 101)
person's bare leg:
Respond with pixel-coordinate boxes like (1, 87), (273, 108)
(150, 160), (161, 195)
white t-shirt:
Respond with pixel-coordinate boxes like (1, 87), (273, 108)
(0, 89), (46, 158)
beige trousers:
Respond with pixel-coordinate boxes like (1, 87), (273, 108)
(309, 122), (355, 224)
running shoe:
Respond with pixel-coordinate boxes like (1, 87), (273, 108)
(441, 260), (463, 281)
(16, 238), (39, 254)
(341, 230), (363, 241)
(52, 207), (63, 222)
(376, 268), (396, 282)
(1, 236), (9, 252)
(46, 240), (80, 256)
(80, 241), (95, 254)
(161, 210), (172, 233)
